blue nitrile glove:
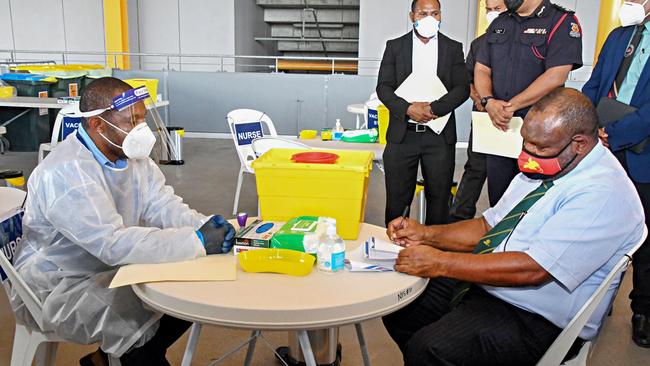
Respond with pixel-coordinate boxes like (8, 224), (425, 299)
(197, 215), (236, 254)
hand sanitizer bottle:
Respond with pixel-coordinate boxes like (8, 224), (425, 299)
(317, 225), (346, 273)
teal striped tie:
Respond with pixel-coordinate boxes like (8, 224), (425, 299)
(450, 181), (554, 307)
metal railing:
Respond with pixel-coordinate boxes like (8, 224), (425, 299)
(0, 49), (381, 75)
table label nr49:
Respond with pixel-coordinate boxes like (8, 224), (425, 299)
(397, 287), (413, 301)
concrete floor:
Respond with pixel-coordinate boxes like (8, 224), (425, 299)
(0, 138), (649, 365)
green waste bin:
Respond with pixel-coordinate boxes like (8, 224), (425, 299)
(38, 70), (87, 98)
(0, 73), (55, 151)
(82, 68), (113, 89)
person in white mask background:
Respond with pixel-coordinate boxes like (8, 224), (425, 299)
(449, 0), (507, 223)
(10, 77), (235, 366)
(582, 0), (650, 348)
(376, 0), (470, 227)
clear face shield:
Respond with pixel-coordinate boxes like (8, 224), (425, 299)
(78, 86), (178, 163)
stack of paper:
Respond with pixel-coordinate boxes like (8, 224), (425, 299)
(364, 237), (404, 261)
(345, 237), (404, 273)
(345, 260), (394, 272)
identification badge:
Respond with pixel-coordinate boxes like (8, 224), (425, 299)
(524, 28), (547, 35)
(570, 22), (581, 38)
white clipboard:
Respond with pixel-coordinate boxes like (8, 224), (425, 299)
(395, 73), (451, 134)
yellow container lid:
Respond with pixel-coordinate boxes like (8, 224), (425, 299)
(238, 248), (315, 276)
(11, 64), (104, 72)
(252, 148), (373, 174)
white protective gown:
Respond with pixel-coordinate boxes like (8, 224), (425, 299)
(10, 132), (208, 357)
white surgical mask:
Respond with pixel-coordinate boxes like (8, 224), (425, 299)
(486, 11), (501, 26)
(619, 1), (649, 27)
(99, 117), (156, 160)
(414, 16), (440, 39)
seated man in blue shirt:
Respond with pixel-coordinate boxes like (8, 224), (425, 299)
(382, 87), (645, 366)
(11, 77), (235, 366)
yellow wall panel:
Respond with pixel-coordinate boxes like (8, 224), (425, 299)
(103, 0), (129, 69)
(595, 0), (623, 63)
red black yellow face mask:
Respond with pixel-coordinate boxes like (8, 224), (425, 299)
(517, 139), (578, 181)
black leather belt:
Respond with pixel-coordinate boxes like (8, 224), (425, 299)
(406, 123), (428, 133)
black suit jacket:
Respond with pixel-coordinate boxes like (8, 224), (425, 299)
(376, 31), (470, 145)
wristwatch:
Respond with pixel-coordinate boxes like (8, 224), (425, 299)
(480, 96), (495, 108)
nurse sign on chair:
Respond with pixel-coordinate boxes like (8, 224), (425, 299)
(226, 109), (277, 215)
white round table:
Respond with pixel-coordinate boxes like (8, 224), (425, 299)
(133, 223), (428, 366)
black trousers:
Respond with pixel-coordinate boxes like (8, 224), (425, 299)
(486, 155), (519, 207)
(382, 278), (563, 366)
(384, 129), (455, 226)
(449, 129), (487, 222)
(120, 315), (192, 365)
(616, 152), (650, 316)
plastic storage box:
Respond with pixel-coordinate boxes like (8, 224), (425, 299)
(123, 79), (158, 106)
(0, 73), (55, 151)
(252, 148), (373, 240)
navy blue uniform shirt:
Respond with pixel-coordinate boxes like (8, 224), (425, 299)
(476, 0), (583, 117)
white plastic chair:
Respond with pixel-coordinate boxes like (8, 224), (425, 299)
(251, 137), (311, 158)
(0, 187), (121, 366)
(0, 125), (8, 154)
(226, 109), (277, 215)
(38, 104), (82, 163)
(363, 92), (381, 130)
(536, 225), (649, 366)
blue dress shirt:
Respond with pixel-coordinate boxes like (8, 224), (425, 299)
(481, 143), (645, 339)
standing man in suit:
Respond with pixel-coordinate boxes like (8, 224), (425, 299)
(449, 0), (507, 222)
(582, 0), (650, 348)
(474, 0), (583, 206)
(377, 0), (470, 226)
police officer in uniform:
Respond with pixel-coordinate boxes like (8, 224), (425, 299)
(474, 0), (583, 206)
(449, 0), (507, 222)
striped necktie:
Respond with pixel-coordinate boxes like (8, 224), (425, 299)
(450, 180), (555, 307)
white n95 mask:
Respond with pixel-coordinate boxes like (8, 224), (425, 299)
(414, 16), (440, 39)
(619, 1), (649, 27)
(486, 11), (501, 26)
(99, 117), (156, 160)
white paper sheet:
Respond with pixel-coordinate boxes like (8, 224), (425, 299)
(364, 237), (404, 261)
(472, 112), (524, 159)
(345, 259), (394, 272)
(395, 73), (451, 134)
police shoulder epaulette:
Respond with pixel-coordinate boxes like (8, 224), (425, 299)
(552, 3), (574, 15)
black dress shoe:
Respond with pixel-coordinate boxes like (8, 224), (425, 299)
(632, 314), (650, 348)
(79, 348), (109, 366)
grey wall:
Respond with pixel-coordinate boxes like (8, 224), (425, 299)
(114, 69), (379, 135)
(234, 0), (277, 72)
(0, 0), (15, 61)
(131, 0), (237, 72)
(1, 0), (105, 64)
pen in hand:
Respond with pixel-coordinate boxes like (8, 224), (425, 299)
(399, 205), (410, 230)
